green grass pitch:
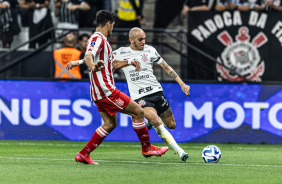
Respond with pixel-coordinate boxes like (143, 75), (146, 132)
(0, 140), (282, 184)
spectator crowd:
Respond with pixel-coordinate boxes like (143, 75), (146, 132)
(1, 0), (282, 79)
(1, 0), (282, 49)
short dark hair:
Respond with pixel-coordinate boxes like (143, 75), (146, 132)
(78, 33), (90, 41)
(96, 10), (116, 27)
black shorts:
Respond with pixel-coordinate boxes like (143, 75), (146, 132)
(134, 91), (169, 116)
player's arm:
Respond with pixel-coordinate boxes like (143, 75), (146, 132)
(84, 53), (104, 72)
(113, 59), (140, 71)
(66, 54), (104, 72)
(159, 60), (190, 96)
(66, 60), (83, 70)
(67, 36), (104, 71)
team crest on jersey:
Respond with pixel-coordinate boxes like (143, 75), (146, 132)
(216, 27), (267, 82)
(138, 99), (146, 106)
(141, 53), (148, 62)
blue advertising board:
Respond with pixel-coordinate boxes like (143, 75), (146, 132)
(1, 80), (282, 143)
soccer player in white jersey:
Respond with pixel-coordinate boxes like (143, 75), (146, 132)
(112, 28), (191, 162)
(66, 11), (168, 165)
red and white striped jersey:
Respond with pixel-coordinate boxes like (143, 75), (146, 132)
(85, 32), (116, 101)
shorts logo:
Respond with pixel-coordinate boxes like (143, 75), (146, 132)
(138, 99), (146, 106)
(115, 98), (124, 107)
(216, 27), (266, 82)
(161, 96), (167, 107)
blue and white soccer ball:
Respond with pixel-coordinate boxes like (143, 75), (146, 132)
(202, 145), (221, 163)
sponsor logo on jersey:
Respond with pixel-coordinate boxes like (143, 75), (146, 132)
(120, 51), (131, 54)
(138, 99), (146, 106)
(90, 42), (95, 46)
(139, 86), (153, 94)
(217, 27), (266, 82)
(141, 53), (148, 62)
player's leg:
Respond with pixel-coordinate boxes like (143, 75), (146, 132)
(146, 120), (153, 130)
(144, 107), (188, 161)
(159, 107), (189, 161)
(121, 98), (144, 122)
(75, 111), (117, 165)
(160, 107), (176, 129)
(121, 99), (169, 157)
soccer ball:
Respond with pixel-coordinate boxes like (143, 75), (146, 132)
(202, 145), (221, 163)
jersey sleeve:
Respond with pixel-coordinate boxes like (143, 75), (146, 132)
(85, 36), (104, 57)
(150, 47), (163, 64)
(112, 49), (120, 61)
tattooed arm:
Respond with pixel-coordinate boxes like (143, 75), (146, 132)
(159, 60), (190, 96)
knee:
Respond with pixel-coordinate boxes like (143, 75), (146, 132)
(135, 107), (144, 119)
(166, 121), (176, 129)
(110, 123), (117, 130)
(103, 122), (117, 131)
(149, 118), (162, 127)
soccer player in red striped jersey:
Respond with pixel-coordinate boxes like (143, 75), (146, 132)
(66, 10), (168, 165)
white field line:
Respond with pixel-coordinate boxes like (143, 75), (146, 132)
(0, 156), (282, 168)
(0, 142), (281, 151)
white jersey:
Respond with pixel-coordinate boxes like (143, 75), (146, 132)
(113, 45), (163, 100)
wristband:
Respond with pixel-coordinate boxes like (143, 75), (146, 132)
(127, 59), (132, 65)
(78, 60), (83, 65)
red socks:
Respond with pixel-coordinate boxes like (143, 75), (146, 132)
(80, 121), (151, 155)
(80, 126), (109, 156)
(132, 121), (151, 152)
